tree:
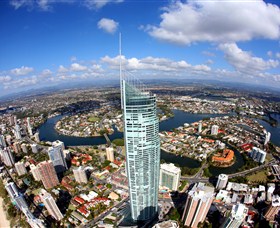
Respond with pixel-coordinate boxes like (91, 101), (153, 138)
(168, 208), (180, 221)
(112, 138), (124, 146)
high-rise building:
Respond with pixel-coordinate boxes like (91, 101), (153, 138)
(21, 207), (45, 228)
(9, 115), (15, 126)
(211, 125), (219, 135)
(26, 117), (33, 136)
(198, 122), (202, 134)
(0, 135), (6, 147)
(106, 147), (114, 162)
(221, 203), (248, 228)
(21, 143), (28, 153)
(37, 161), (59, 189)
(0, 147), (15, 167)
(30, 164), (41, 181)
(5, 182), (28, 210)
(264, 195), (280, 221)
(13, 142), (21, 153)
(5, 182), (19, 200)
(40, 189), (63, 221)
(31, 144), (38, 153)
(264, 131), (271, 145)
(73, 166), (88, 184)
(34, 132), (40, 143)
(6, 135), (12, 146)
(181, 183), (214, 228)
(122, 78), (160, 221)
(48, 140), (67, 173)
(216, 174), (228, 190)
(15, 161), (27, 176)
(14, 124), (22, 140)
(250, 147), (266, 163)
(159, 163), (181, 191)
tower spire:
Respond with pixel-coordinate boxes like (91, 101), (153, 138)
(119, 32), (123, 109)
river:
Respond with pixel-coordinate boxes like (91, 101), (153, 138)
(256, 113), (280, 147)
(39, 110), (280, 175)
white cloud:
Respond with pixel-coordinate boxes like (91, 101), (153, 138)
(41, 69), (52, 76)
(0, 76), (12, 82)
(219, 43), (279, 74)
(58, 65), (68, 73)
(101, 55), (211, 73)
(11, 66), (34, 76)
(10, 0), (30, 9)
(37, 0), (52, 11)
(10, 0), (53, 11)
(267, 51), (273, 57)
(276, 53), (280, 58)
(4, 76), (38, 89)
(98, 18), (119, 34)
(70, 63), (87, 71)
(202, 51), (216, 57)
(84, 0), (123, 10)
(146, 0), (280, 45)
(206, 59), (214, 65)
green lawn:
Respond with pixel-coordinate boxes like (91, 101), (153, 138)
(68, 204), (76, 211)
(247, 170), (267, 183)
(32, 188), (42, 195)
(88, 116), (100, 122)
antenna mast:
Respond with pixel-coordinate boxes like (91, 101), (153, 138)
(119, 32), (123, 109)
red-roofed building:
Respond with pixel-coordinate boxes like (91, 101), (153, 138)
(34, 195), (41, 204)
(61, 177), (74, 191)
(77, 206), (90, 218)
(74, 196), (85, 205)
(240, 143), (253, 152)
(71, 158), (80, 166)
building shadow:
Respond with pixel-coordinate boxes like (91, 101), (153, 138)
(56, 189), (71, 214)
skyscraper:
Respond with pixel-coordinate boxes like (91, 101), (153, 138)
(221, 203), (248, 228)
(250, 147), (266, 163)
(159, 163), (181, 191)
(0, 135), (6, 148)
(15, 161), (27, 176)
(106, 147), (114, 162)
(40, 189), (63, 221)
(122, 78), (160, 221)
(0, 147), (15, 167)
(211, 125), (219, 135)
(264, 131), (271, 145)
(181, 182), (214, 228)
(30, 164), (41, 181)
(48, 140), (67, 173)
(14, 124), (22, 140)
(198, 122), (202, 134)
(31, 144), (38, 153)
(264, 195), (280, 221)
(37, 160), (59, 189)
(73, 166), (88, 184)
(26, 117), (33, 136)
(216, 174), (228, 190)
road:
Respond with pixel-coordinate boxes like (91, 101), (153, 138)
(181, 159), (278, 183)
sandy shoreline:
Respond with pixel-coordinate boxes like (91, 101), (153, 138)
(0, 197), (10, 228)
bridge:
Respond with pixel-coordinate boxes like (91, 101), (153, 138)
(103, 133), (111, 145)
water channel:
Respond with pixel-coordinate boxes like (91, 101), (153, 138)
(39, 109), (280, 175)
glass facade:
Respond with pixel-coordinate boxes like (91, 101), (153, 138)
(122, 80), (160, 221)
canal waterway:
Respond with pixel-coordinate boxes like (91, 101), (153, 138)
(255, 113), (280, 147)
(39, 110), (280, 175)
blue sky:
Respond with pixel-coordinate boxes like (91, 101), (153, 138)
(0, 0), (280, 97)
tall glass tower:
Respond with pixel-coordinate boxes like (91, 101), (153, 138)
(122, 78), (160, 221)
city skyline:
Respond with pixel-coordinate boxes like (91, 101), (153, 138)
(1, 0), (280, 97)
